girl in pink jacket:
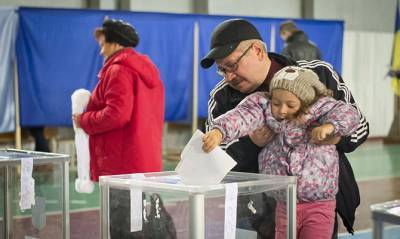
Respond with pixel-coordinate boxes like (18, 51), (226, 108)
(202, 66), (360, 239)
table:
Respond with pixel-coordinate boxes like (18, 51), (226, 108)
(370, 200), (400, 239)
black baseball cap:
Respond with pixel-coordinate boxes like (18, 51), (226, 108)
(201, 19), (263, 69)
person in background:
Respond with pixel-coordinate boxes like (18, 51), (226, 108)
(203, 66), (360, 238)
(280, 20), (322, 61)
(27, 126), (53, 185)
(201, 18), (369, 238)
(28, 127), (50, 152)
(72, 18), (165, 238)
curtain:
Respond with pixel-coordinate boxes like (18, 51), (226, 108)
(0, 8), (18, 133)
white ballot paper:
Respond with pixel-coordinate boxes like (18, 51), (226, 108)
(175, 130), (237, 185)
(20, 158), (35, 210)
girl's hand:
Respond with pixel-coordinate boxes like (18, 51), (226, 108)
(313, 135), (341, 145)
(202, 129), (223, 153)
(311, 123), (335, 143)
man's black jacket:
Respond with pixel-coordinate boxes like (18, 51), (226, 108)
(281, 31), (322, 61)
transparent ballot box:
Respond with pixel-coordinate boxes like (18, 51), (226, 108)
(99, 171), (297, 239)
(0, 149), (70, 239)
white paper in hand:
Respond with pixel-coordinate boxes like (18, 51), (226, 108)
(176, 130), (237, 185)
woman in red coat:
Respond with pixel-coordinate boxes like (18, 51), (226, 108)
(73, 19), (166, 238)
(72, 19), (164, 182)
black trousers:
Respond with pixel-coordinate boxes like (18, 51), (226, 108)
(28, 127), (50, 152)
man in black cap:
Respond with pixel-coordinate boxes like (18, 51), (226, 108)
(201, 18), (369, 238)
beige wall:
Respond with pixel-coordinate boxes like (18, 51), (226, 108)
(0, 0), (84, 8)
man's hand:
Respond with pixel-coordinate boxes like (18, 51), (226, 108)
(202, 129), (223, 153)
(310, 123), (336, 144)
(294, 112), (308, 126)
(313, 135), (341, 145)
(249, 126), (274, 147)
(72, 114), (81, 128)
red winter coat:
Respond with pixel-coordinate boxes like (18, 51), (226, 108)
(80, 48), (164, 181)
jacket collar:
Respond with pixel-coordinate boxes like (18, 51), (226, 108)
(98, 48), (133, 79)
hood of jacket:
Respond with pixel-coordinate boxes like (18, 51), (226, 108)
(287, 31), (309, 43)
(98, 48), (160, 89)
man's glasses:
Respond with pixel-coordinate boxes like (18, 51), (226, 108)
(216, 44), (253, 77)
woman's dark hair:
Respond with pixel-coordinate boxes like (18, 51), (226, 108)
(94, 19), (139, 47)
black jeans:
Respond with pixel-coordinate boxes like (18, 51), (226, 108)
(28, 127), (50, 152)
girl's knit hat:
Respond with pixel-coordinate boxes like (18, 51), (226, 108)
(270, 66), (328, 105)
